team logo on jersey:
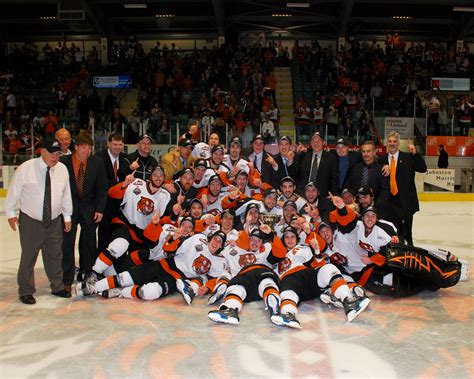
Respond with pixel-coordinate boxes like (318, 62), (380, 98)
(137, 196), (154, 215)
(359, 241), (375, 254)
(192, 254), (212, 275)
(133, 186), (142, 195)
(238, 253), (257, 267)
(277, 257), (292, 274)
(229, 249), (238, 256)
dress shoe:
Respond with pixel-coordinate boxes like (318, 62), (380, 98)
(64, 285), (72, 292)
(19, 295), (36, 305)
(52, 289), (72, 298)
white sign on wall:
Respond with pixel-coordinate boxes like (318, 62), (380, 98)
(384, 117), (414, 139)
(424, 168), (455, 192)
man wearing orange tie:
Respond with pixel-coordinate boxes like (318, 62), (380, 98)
(380, 131), (427, 245)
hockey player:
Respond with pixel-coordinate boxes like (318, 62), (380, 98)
(278, 176), (306, 212)
(208, 145), (230, 173)
(207, 224), (289, 326)
(78, 230), (228, 303)
(106, 166), (171, 252)
(274, 226), (370, 328)
(326, 195), (468, 297)
(203, 209), (239, 245)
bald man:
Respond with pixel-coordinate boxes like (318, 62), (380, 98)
(55, 128), (73, 156)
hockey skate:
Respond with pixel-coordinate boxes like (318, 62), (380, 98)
(176, 279), (195, 305)
(101, 288), (122, 299)
(270, 312), (302, 329)
(75, 281), (97, 297)
(351, 285), (366, 298)
(343, 295), (370, 322)
(320, 288), (344, 308)
(208, 307), (240, 325)
(84, 271), (102, 286)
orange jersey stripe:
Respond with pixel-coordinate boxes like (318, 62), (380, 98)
(98, 252), (113, 267)
(159, 259), (182, 280)
(129, 250), (143, 266)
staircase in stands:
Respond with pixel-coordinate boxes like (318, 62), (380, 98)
(274, 67), (295, 142)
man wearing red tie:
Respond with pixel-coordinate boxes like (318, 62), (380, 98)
(95, 133), (127, 252)
(61, 134), (108, 290)
(380, 131), (427, 245)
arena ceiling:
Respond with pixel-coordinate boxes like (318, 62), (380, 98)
(1, 0), (474, 42)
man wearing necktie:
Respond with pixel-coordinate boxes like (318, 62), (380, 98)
(295, 132), (338, 196)
(268, 136), (297, 188)
(95, 133), (127, 252)
(4, 139), (72, 305)
(247, 134), (273, 185)
(61, 134), (108, 290)
(380, 132), (427, 245)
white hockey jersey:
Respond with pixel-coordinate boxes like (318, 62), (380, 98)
(203, 224), (239, 246)
(220, 243), (274, 278)
(276, 244), (315, 278)
(120, 179), (171, 230)
(173, 234), (227, 278)
(192, 142), (211, 159)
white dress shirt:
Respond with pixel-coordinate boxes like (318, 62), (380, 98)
(249, 151), (263, 172)
(4, 157), (73, 222)
(388, 151), (400, 168)
(107, 149), (120, 170)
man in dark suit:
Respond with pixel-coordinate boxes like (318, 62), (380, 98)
(61, 133), (108, 289)
(332, 137), (362, 194)
(347, 140), (389, 212)
(295, 132), (338, 197)
(94, 133), (127, 252)
(265, 136), (297, 189)
(247, 134), (274, 185)
(380, 132), (427, 245)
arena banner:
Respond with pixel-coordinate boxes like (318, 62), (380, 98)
(384, 117), (414, 139)
(265, 143), (387, 155)
(424, 169), (455, 192)
(426, 136), (474, 157)
(93, 75), (132, 89)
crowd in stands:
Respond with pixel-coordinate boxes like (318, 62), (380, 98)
(1, 37), (473, 163)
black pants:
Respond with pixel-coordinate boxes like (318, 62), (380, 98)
(62, 214), (98, 286)
(386, 196), (414, 246)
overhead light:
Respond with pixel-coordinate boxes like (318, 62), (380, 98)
(272, 13), (292, 17)
(453, 7), (474, 12)
(155, 14), (175, 18)
(40, 16), (57, 20)
(287, 2), (310, 8)
(392, 16), (413, 19)
(123, 3), (147, 9)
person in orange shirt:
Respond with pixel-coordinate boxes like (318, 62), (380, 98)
(265, 71), (277, 106)
(44, 111), (59, 136)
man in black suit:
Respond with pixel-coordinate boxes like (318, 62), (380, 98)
(380, 131), (427, 245)
(266, 136), (297, 189)
(61, 134), (108, 289)
(347, 140), (389, 212)
(247, 134), (274, 185)
(332, 137), (362, 194)
(295, 132), (338, 197)
(94, 133), (127, 252)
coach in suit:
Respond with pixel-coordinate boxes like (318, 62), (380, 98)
(295, 132), (338, 197)
(379, 131), (427, 245)
(347, 140), (389, 211)
(61, 133), (108, 288)
(265, 135), (298, 189)
(247, 134), (274, 185)
(95, 133), (127, 252)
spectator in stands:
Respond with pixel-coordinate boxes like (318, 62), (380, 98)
(457, 96), (473, 136)
(261, 115), (276, 143)
(423, 93), (440, 135)
(437, 145), (449, 169)
(44, 110), (59, 137)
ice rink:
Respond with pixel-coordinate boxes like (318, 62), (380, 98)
(0, 200), (473, 379)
